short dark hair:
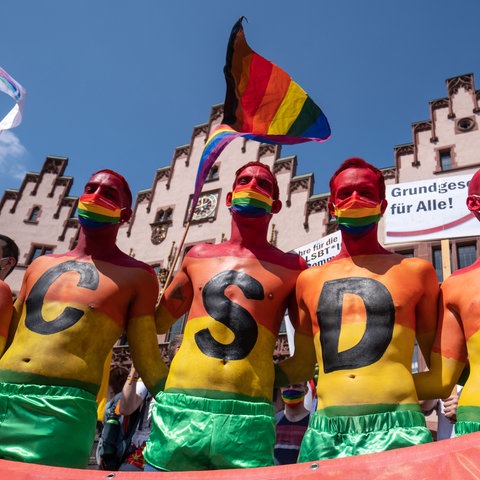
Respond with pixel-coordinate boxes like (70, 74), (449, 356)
(109, 365), (130, 395)
(167, 334), (183, 362)
(329, 157), (386, 201)
(233, 162), (280, 200)
(90, 169), (133, 207)
(0, 234), (19, 264)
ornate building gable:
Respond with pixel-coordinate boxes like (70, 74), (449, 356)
(0, 156), (72, 215)
(395, 73), (480, 179)
(304, 193), (330, 230)
(0, 156), (80, 286)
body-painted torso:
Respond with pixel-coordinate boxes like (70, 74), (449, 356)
(161, 243), (305, 402)
(0, 254), (158, 394)
(297, 253), (437, 414)
(433, 260), (480, 408)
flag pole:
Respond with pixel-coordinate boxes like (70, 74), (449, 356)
(440, 238), (451, 280)
(158, 211), (194, 302)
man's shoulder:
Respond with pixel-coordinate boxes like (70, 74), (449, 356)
(186, 243), (307, 270)
(28, 252), (155, 275)
(397, 254), (436, 273)
(267, 248), (308, 270)
(448, 258), (480, 279)
(0, 280), (12, 299)
(114, 254), (156, 275)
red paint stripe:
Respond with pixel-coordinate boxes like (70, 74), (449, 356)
(386, 213), (474, 237)
(240, 52), (273, 131)
(252, 63), (291, 132)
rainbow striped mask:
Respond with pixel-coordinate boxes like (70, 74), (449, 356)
(77, 193), (122, 228)
(333, 196), (382, 234)
(230, 186), (273, 217)
(281, 389), (306, 408)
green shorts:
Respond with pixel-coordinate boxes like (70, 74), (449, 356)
(144, 391), (275, 471)
(299, 409), (432, 461)
(0, 382), (97, 468)
(455, 406), (480, 435)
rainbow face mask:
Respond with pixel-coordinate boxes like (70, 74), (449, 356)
(333, 195), (382, 235)
(281, 389), (306, 408)
(77, 193), (122, 228)
(230, 186), (273, 217)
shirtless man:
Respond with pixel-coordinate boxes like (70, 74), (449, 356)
(144, 162), (308, 471)
(277, 157), (439, 461)
(0, 234), (19, 356)
(414, 168), (480, 435)
(0, 170), (168, 468)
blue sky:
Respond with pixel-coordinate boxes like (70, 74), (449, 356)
(1, 1), (479, 199)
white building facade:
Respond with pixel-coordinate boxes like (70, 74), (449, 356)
(1, 72), (480, 358)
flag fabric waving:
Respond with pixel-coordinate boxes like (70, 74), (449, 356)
(0, 67), (26, 132)
(190, 16), (331, 220)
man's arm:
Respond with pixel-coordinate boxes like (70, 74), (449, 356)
(414, 259), (440, 366)
(118, 366), (148, 415)
(275, 276), (316, 387)
(6, 269), (29, 349)
(414, 282), (466, 400)
(127, 270), (169, 396)
(155, 260), (193, 334)
(0, 282), (13, 356)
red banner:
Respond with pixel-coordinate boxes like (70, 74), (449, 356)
(2, 432), (480, 479)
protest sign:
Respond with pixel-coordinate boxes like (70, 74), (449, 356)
(384, 174), (475, 244)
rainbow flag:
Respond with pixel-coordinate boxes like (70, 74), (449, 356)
(189, 17), (331, 220)
(0, 67), (26, 132)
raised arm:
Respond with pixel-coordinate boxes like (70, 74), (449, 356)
(118, 366), (148, 415)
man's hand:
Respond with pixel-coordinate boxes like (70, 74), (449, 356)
(442, 393), (459, 423)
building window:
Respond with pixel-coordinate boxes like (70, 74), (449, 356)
(155, 207), (174, 224)
(439, 149), (452, 171)
(28, 245), (53, 264)
(457, 244), (476, 270)
(395, 249), (414, 258)
(205, 164), (219, 182)
(432, 247), (443, 282)
(456, 117), (476, 133)
(25, 206), (41, 223)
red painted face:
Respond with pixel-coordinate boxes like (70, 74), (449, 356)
(328, 168), (385, 235)
(232, 165), (276, 198)
(466, 170), (480, 220)
(83, 172), (128, 208)
(227, 165), (281, 215)
(331, 168), (382, 205)
(82, 172), (132, 224)
(329, 167), (386, 212)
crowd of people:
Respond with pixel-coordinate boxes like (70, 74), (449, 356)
(0, 158), (478, 471)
